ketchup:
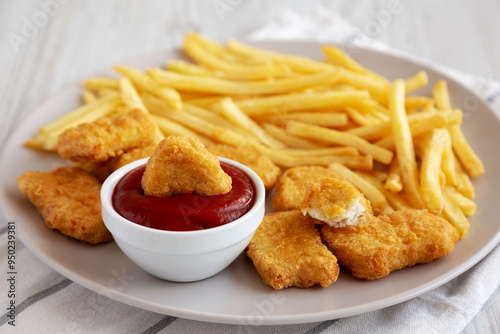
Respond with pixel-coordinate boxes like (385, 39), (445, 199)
(112, 162), (255, 231)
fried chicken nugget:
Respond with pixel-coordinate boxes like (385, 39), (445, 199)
(73, 144), (157, 182)
(57, 109), (157, 162)
(300, 178), (372, 228)
(17, 167), (112, 244)
(272, 166), (342, 211)
(321, 209), (459, 280)
(247, 210), (339, 289)
(206, 144), (281, 192)
(141, 136), (232, 197)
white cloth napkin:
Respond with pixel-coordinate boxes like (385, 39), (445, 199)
(2, 6), (500, 334)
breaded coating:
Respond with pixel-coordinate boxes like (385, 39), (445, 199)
(272, 166), (342, 211)
(321, 209), (459, 280)
(300, 178), (372, 228)
(114, 144), (157, 170)
(73, 158), (120, 182)
(141, 136), (232, 197)
(206, 144), (281, 192)
(57, 109), (157, 162)
(247, 210), (339, 289)
(73, 144), (157, 182)
(17, 167), (112, 244)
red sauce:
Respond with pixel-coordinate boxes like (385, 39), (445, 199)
(112, 162), (255, 231)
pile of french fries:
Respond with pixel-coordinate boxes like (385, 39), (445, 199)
(26, 32), (484, 239)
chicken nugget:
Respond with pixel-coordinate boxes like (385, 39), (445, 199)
(17, 167), (112, 244)
(247, 210), (339, 289)
(57, 109), (157, 162)
(141, 136), (232, 197)
(114, 144), (157, 169)
(321, 209), (459, 280)
(206, 144), (281, 192)
(271, 166), (342, 211)
(300, 178), (372, 228)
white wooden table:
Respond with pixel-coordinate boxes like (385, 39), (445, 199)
(1, 1), (499, 333)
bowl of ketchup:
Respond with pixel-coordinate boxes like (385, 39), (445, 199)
(101, 157), (265, 282)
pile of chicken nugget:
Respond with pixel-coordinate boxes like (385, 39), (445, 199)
(18, 33), (484, 289)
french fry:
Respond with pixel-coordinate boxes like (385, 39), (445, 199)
(216, 97), (286, 149)
(440, 130), (458, 186)
(444, 185), (476, 216)
(27, 93), (120, 151)
(114, 65), (182, 110)
(405, 71), (428, 94)
(433, 79), (452, 111)
(375, 113), (447, 149)
(235, 90), (370, 117)
(82, 89), (96, 104)
(420, 128), (448, 214)
(148, 67), (341, 96)
(83, 77), (119, 91)
(448, 123), (485, 178)
(442, 192), (470, 239)
(453, 154), (475, 199)
(119, 77), (148, 112)
(183, 33), (285, 80)
(257, 111), (348, 128)
(329, 162), (392, 214)
(389, 79), (425, 209)
(321, 45), (389, 84)
(385, 156), (403, 193)
(261, 123), (324, 149)
(359, 172), (412, 211)
(286, 120), (394, 164)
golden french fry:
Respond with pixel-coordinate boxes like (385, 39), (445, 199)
(385, 156), (403, 193)
(217, 97), (286, 149)
(82, 89), (96, 104)
(183, 33), (285, 80)
(448, 123), (485, 178)
(405, 71), (428, 94)
(453, 154), (475, 199)
(337, 67), (390, 104)
(444, 185), (476, 216)
(83, 77), (119, 91)
(114, 65), (182, 110)
(151, 114), (213, 146)
(235, 90), (370, 117)
(359, 172), (412, 211)
(261, 123), (324, 149)
(148, 67), (341, 96)
(389, 79), (425, 209)
(257, 111), (348, 128)
(442, 192), (470, 239)
(440, 129), (458, 186)
(433, 79), (452, 111)
(119, 77), (147, 112)
(286, 120), (394, 164)
(329, 162), (392, 214)
(420, 129), (448, 214)
(27, 93), (120, 151)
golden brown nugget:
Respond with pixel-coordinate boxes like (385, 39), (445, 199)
(321, 209), (459, 280)
(73, 144), (157, 182)
(300, 178), (372, 228)
(141, 136), (232, 196)
(17, 167), (112, 244)
(57, 109), (157, 162)
(272, 166), (343, 211)
(206, 144), (281, 192)
(247, 210), (339, 289)
(114, 144), (157, 169)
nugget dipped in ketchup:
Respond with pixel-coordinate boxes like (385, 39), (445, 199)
(112, 136), (256, 231)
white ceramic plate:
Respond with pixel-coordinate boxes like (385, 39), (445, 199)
(1, 42), (500, 325)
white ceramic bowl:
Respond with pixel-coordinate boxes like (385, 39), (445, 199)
(101, 157), (265, 282)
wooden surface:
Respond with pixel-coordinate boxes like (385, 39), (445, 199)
(0, 1), (499, 333)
